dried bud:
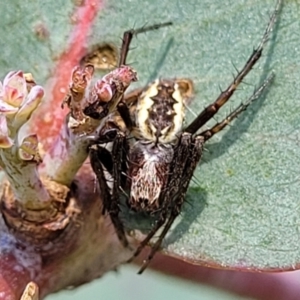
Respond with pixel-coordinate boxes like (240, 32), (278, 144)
(83, 65), (138, 120)
(62, 64), (94, 121)
(71, 64), (94, 96)
(93, 80), (113, 103)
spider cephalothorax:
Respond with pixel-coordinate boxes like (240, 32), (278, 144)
(88, 0), (281, 274)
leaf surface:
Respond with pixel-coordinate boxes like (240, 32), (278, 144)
(1, 0), (299, 272)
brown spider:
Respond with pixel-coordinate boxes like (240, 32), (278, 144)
(89, 0), (280, 274)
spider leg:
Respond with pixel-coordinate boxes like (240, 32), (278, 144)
(111, 131), (129, 210)
(185, 0), (281, 134)
(117, 101), (134, 130)
(117, 87), (145, 130)
(90, 146), (113, 215)
(89, 130), (129, 247)
(116, 23), (172, 126)
(119, 22), (172, 66)
(163, 134), (199, 198)
(128, 211), (167, 264)
(94, 145), (113, 175)
(199, 73), (275, 141)
(138, 212), (175, 274)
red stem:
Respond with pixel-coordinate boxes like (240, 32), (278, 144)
(30, 0), (103, 150)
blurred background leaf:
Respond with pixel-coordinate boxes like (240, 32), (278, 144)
(47, 264), (254, 300)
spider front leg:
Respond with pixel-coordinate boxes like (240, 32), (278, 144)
(200, 73), (275, 141)
(185, 0), (281, 134)
(119, 22), (172, 66)
(117, 101), (135, 131)
(136, 133), (204, 273)
(89, 128), (129, 247)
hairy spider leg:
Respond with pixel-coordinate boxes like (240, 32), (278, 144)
(200, 73), (275, 141)
(185, 0), (281, 134)
(117, 101), (134, 131)
(119, 22), (173, 67)
(117, 21), (175, 127)
(90, 147), (112, 214)
(90, 132), (129, 247)
(111, 132), (129, 211)
(117, 86), (146, 130)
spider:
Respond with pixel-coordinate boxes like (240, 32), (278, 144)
(89, 0), (280, 274)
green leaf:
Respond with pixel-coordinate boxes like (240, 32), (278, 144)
(0, 0), (74, 82)
(1, 0), (299, 273)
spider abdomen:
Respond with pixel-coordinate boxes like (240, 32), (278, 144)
(128, 141), (173, 211)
